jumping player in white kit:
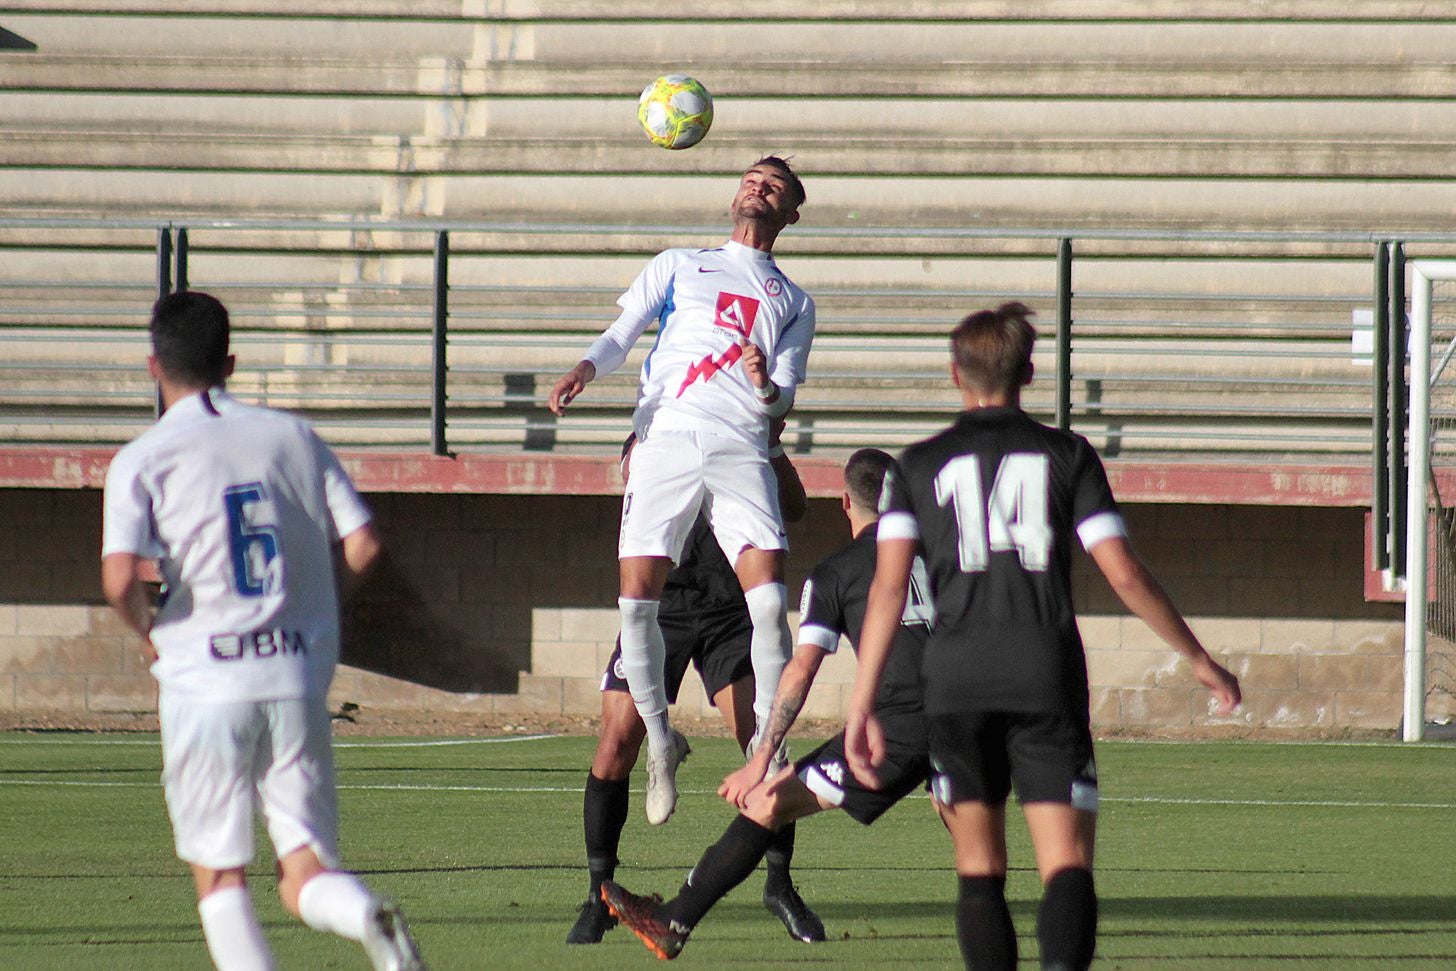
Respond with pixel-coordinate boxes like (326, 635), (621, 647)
(101, 292), (425, 971)
(548, 156), (815, 825)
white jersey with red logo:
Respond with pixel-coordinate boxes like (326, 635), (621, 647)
(102, 389), (372, 705)
(584, 240), (816, 449)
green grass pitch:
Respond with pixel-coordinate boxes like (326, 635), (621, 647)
(3, 731), (1456, 969)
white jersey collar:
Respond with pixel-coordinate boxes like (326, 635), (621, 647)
(723, 239), (773, 263)
(161, 386), (232, 422)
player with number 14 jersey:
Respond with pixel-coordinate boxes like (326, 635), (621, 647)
(877, 407), (1123, 719)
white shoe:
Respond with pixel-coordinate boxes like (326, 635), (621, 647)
(644, 729), (691, 825)
(362, 900), (426, 971)
(747, 729), (789, 777)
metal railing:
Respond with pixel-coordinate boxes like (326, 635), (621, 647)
(0, 216), (1442, 573)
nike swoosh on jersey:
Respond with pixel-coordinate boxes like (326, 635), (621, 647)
(697, 267), (723, 273)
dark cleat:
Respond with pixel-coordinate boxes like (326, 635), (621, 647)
(565, 895), (617, 944)
(600, 880), (689, 960)
(763, 885), (826, 943)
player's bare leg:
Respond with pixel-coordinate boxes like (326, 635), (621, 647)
(1024, 803), (1098, 971)
(619, 555), (689, 824)
(733, 546), (792, 764)
(713, 678), (756, 753)
(939, 800), (1018, 971)
(568, 689), (643, 943)
(189, 865), (275, 971)
(277, 846), (425, 971)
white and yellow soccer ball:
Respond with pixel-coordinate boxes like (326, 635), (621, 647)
(637, 74), (713, 150)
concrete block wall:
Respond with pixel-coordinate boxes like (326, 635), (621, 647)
(0, 490), (157, 712)
(0, 487), (1404, 734)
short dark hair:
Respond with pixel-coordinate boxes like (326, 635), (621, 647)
(844, 447), (896, 510)
(750, 155), (806, 208)
(150, 291), (231, 387)
(950, 301), (1037, 395)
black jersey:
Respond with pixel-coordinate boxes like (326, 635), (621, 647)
(797, 523), (932, 716)
(880, 407), (1125, 717)
(661, 515), (746, 617)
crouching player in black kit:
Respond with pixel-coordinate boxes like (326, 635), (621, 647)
(602, 447), (934, 960)
(846, 302), (1242, 971)
(567, 426), (824, 946)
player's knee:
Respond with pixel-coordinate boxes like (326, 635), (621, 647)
(274, 847), (328, 919)
(742, 799), (781, 830)
(594, 699), (646, 777)
(618, 596), (660, 634)
(743, 582), (788, 628)
(742, 788), (790, 830)
(192, 865), (248, 901)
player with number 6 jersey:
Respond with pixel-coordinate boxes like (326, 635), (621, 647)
(104, 392), (365, 705)
(845, 302), (1240, 971)
(101, 292), (425, 971)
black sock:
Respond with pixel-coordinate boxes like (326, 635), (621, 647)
(666, 815), (776, 930)
(1037, 867), (1096, 971)
(762, 821), (796, 896)
(956, 874), (1018, 971)
(583, 772), (630, 899)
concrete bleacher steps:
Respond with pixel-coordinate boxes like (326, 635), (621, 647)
(4, 10), (1456, 229)
(1, 3), (1445, 463)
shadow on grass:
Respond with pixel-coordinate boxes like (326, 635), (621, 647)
(1102, 894), (1456, 924)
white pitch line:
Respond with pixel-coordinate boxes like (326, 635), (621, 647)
(334, 735), (556, 748)
(0, 735), (556, 748)
(4, 777), (1456, 810)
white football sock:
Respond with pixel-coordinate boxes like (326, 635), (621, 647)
(618, 596), (672, 756)
(744, 582), (791, 728)
(297, 870), (376, 942)
(197, 885), (276, 971)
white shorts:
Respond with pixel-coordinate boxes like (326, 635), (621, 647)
(620, 429), (787, 564)
(159, 695), (340, 871)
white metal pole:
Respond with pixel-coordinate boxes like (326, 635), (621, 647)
(1404, 269), (1432, 741)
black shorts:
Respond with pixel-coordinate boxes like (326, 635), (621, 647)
(927, 710), (1099, 813)
(794, 709), (930, 825)
(600, 603), (753, 706)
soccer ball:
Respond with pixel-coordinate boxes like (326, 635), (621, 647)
(637, 74), (713, 150)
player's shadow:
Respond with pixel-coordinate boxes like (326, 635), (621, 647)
(1102, 893), (1456, 925)
(341, 550), (524, 694)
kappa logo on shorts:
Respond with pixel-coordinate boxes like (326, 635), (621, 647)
(819, 760), (845, 786)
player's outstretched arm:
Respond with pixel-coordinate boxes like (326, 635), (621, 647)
(767, 418), (807, 523)
(720, 643), (826, 808)
(101, 553), (156, 660)
(336, 523), (383, 601)
(548, 360), (597, 416)
(1089, 535), (1242, 714)
(845, 537), (916, 788)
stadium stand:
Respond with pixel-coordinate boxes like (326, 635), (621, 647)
(0, 2), (1441, 728)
